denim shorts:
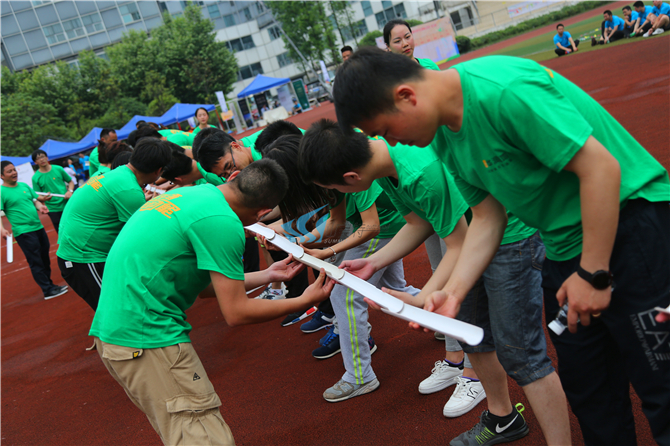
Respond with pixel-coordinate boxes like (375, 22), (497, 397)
(457, 232), (555, 386)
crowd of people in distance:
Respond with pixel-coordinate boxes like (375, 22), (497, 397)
(1, 14), (669, 446)
(553, 1), (669, 56)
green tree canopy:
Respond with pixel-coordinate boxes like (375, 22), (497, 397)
(359, 30), (383, 47)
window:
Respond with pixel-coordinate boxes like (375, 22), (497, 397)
(382, 1), (392, 9)
(223, 13), (236, 27)
(227, 39), (242, 52)
(376, 2), (406, 28)
(63, 18), (85, 39)
(242, 7), (252, 21)
(268, 25), (281, 40)
(277, 52), (292, 68)
(361, 1), (373, 17)
(237, 62), (263, 80)
(119, 3), (141, 23)
(208, 4), (220, 18)
(241, 35), (255, 49)
(43, 23), (65, 44)
(82, 13), (103, 33)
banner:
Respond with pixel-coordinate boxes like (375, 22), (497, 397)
(215, 91), (229, 113)
(277, 84), (294, 114)
(319, 60), (331, 83)
(507, 1), (559, 18)
(292, 79), (310, 111)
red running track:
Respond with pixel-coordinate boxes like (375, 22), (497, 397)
(2, 37), (667, 446)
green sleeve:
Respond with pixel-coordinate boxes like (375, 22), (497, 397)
(189, 216), (245, 280)
(59, 166), (72, 184)
(376, 178), (412, 217)
(32, 174), (42, 193)
(407, 161), (468, 238)
(352, 184), (382, 213)
(112, 188), (146, 223)
(27, 183), (38, 200)
(442, 154), (489, 208)
(499, 74), (592, 173)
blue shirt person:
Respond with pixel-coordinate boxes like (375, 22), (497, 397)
(598, 10), (627, 43)
(646, 0), (670, 35)
(553, 24), (579, 56)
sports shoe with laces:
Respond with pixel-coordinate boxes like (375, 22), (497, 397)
(312, 326), (340, 359)
(435, 331), (446, 341)
(323, 378), (380, 402)
(255, 283), (287, 300)
(300, 310), (335, 333)
(45, 285), (68, 300)
(443, 376), (486, 418)
(418, 359), (464, 394)
(652, 28), (665, 35)
(449, 403), (529, 446)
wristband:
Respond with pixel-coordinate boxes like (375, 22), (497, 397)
(328, 247), (336, 256)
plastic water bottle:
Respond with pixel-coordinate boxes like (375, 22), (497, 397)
(548, 304), (571, 336)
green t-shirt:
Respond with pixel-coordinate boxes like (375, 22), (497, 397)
(417, 57), (440, 71)
(432, 56), (670, 260)
(57, 166), (146, 263)
(159, 129), (194, 147)
(89, 147), (99, 176)
(96, 165), (111, 176)
(345, 181), (405, 239)
(32, 165), (72, 212)
(375, 138), (468, 239)
(1, 183), (43, 237)
(191, 125), (212, 137)
(89, 184), (246, 348)
(240, 131), (263, 162)
(197, 162), (224, 186)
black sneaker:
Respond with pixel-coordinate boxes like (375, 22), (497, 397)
(281, 306), (316, 327)
(450, 403), (529, 446)
(45, 286), (68, 300)
(312, 326), (341, 359)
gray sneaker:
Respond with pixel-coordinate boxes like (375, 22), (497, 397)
(323, 378), (380, 402)
(450, 404), (528, 446)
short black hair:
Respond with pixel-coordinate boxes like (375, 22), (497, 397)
(129, 138), (172, 174)
(255, 120), (302, 157)
(99, 141), (132, 164)
(192, 127), (225, 161)
(100, 128), (116, 139)
(127, 129), (138, 147)
(160, 143), (193, 181)
(136, 120), (146, 129)
(198, 131), (236, 172)
(556, 23), (564, 29)
(333, 46), (424, 131)
(111, 151), (132, 170)
(383, 19), (412, 45)
(1, 161), (14, 176)
(341, 45), (353, 53)
(194, 107), (209, 118)
(633, 1), (644, 7)
(31, 149), (47, 162)
(135, 126), (163, 143)
(299, 119), (372, 186)
(622, 6), (632, 11)
(232, 159), (289, 210)
(604, 9), (612, 15)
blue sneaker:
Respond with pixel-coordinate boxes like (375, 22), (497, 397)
(368, 335), (378, 355)
(301, 310), (335, 333)
(313, 326), (340, 359)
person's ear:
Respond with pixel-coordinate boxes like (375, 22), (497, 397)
(173, 176), (185, 186)
(256, 208), (273, 221)
(343, 171), (361, 184)
(394, 84), (417, 106)
(227, 170), (241, 181)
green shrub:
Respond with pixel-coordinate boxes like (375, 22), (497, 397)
(456, 36), (472, 54)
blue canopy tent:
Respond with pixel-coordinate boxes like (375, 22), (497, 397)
(237, 74), (290, 98)
(1, 103), (216, 165)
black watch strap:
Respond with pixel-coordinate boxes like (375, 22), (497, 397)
(577, 265), (613, 290)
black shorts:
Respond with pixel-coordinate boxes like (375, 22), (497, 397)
(58, 257), (105, 311)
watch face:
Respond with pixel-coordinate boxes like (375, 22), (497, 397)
(592, 271), (612, 290)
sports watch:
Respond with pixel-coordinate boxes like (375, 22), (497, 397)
(576, 265), (613, 290)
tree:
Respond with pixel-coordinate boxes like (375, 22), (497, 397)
(359, 30), (383, 47)
(330, 1), (360, 46)
(268, 1), (340, 70)
(96, 97), (148, 129)
(1, 93), (73, 157)
(141, 71), (180, 116)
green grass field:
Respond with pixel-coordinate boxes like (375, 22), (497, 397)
(489, 2), (669, 62)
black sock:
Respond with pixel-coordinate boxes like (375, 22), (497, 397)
(486, 407), (524, 432)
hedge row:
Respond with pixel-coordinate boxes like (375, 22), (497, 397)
(456, 1), (610, 54)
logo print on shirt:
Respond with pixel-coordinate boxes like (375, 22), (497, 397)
(140, 194), (182, 218)
(86, 175), (105, 191)
(482, 154), (511, 172)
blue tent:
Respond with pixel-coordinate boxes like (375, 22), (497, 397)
(1, 103), (217, 165)
(237, 74), (290, 98)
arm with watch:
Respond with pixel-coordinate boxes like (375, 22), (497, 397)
(555, 136), (620, 333)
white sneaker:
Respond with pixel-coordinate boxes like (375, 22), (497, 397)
(418, 360), (463, 394)
(443, 376), (486, 418)
(643, 30), (652, 37)
(255, 283), (287, 300)
(652, 28), (665, 35)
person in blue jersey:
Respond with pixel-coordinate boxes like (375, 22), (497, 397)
(593, 10), (626, 45)
(553, 23), (580, 56)
(643, 0), (670, 36)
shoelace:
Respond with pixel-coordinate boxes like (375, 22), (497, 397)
(322, 327), (338, 345)
(431, 360), (453, 375)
